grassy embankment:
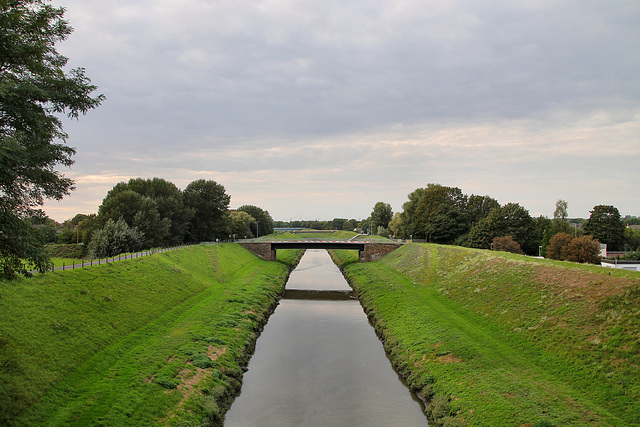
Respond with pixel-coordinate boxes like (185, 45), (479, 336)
(0, 243), (303, 426)
(331, 244), (640, 427)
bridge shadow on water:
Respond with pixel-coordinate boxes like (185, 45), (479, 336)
(283, 289), (355, 301)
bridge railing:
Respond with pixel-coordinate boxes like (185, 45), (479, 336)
(236, 237), (405, 244)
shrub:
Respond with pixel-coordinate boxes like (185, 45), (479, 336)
(155, 376), (179, 389)
(190, 353), (216, 369)
(621, 251), (640, 261)
(492, 236), (524, 254)
(87, 218), (144, 259)
(546, 232), (573, 260)
(565, 235), (601, 264)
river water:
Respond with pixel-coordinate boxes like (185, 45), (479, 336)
(224, 250), (427, 426)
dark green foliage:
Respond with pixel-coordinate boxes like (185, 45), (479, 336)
(401, 184), (468, 240)
(87, 218), (144, 258)
(468, 203), (538, 254)
(465, 194), (500, 225)
(584, 205), (625, 250)
(190, 353), (217, 369)
(184, 179), (230, 242)
(0, 214), (51, 278)
(0, 0), (103, 278)
(621, 251), (640, 260)
(425, 204), (469, 244)
(237, 205), (274, 237)
(45, 243), (85, 259)
(370, 201), (393, 231)
(155, 376), (179, 389)
(98, 178), (192, 247)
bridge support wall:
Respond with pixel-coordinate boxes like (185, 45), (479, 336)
(240, 243), (276, 261)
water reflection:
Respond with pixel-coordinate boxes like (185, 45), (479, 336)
(224, 250), (427, 426)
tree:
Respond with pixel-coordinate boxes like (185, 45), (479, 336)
(492, 236), (523, 255)
(330, 218), (347, 231)
(341, 219), (358, 231)
(584, 205), (625, 250)
(552, 199), (570, 235)
(87, 218), (144, 259)
(388, 212), (404, 238)
(401, 184), (467, 240)
(546, 232), (573, 260)
(237, 205), (274, 237)
(183, 179), (230, 242)
(118, 178), (192, 245)
(370, 202), (393, 232)
(98, 189), (170, 248)
(228, 211), (255, 239)
(425, 204), (469, 244)
(467, 203), (537, 254)
(566, 235), (601, 264)
(465, 194), (500, 226)
(1, 0), (104, 277)
(535, 215), (552, 256)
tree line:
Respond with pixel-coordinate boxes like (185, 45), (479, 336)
(8, 177), (274, 277)
(355, 184), (638, 263)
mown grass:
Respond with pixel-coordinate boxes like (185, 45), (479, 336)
(331, 244), (640, 426)
(0, 244), (303, 426)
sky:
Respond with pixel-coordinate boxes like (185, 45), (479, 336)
(43, 0), (640, 222)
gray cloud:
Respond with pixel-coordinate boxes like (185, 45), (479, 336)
(44, 0), (640, 221)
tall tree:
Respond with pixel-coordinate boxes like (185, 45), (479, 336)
(1, 0), (104, 277)
(401, 184), (467, 239)
(370, 202), (393, 232)
(467, 203), (537, 254)
(465, 194), (500, 226)
(98, 178), (193, 247)
(552, 199), (570, 234)
(98, 189), (170, 248)
(584, 205), (625, 250)
(122, 178), (192, 245)
(228, 210), (255, 239)
(183, 179), (230, 242)
(237, 205), (274, 237)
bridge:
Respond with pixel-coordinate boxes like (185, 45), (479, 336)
(238, 240), (402, 262)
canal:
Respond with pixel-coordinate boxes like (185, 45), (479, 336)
(224, 249), (427, 426)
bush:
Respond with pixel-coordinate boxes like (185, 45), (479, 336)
(565, 235), (601, 264)
(87, 218), (144, 259)
(154, 376), (179, 389)
(546, 233), (573, 260)
(492, 236), (523, 254)
(190, 353), (216, 369)
(621, 251), (640, 261)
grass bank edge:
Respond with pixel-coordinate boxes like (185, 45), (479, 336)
(0, 243), (304, 426)
(330, 244), (640, 427)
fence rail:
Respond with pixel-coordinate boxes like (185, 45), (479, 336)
(48, 243), (201, 272)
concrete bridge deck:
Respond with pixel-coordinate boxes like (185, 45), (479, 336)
(238, 240), (402, 262)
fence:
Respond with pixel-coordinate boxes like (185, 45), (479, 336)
(50, 243), (199, 272)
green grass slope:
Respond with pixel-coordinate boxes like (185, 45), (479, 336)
(332, 244), (640, 427)
(0, 244), (301, 426)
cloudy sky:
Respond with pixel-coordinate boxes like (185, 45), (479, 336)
(44, 0), (640, 222)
